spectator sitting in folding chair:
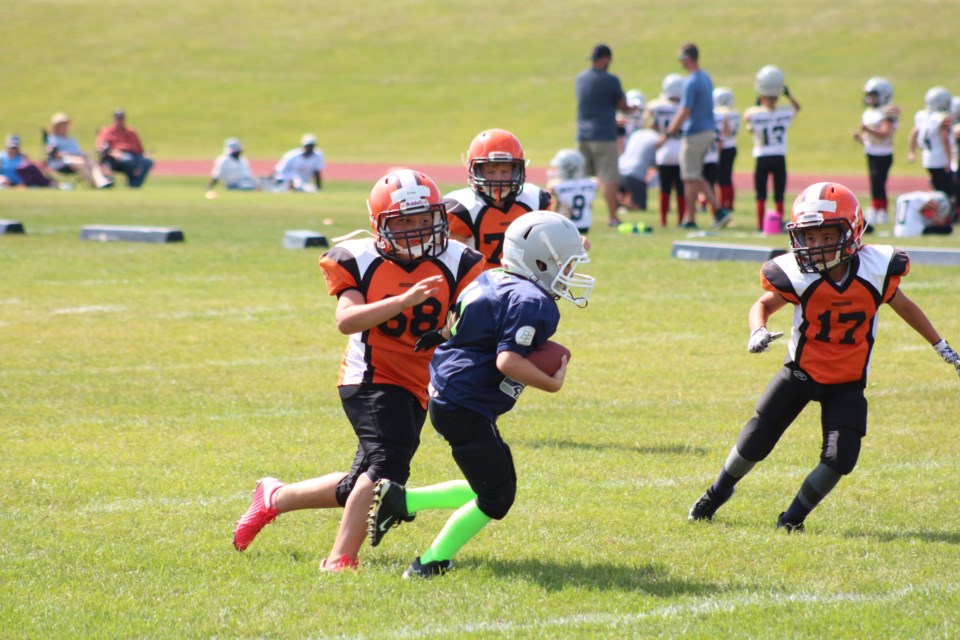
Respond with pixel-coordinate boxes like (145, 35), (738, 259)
(1, 135), (57, 189)
(46, 112), (113, 188)
(96, 108), (153, 188)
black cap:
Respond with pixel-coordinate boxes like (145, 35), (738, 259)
(590, 44), (612, 61)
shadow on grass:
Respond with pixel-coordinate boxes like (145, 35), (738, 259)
(477, 556), (730, 596)
(514, 437), (708, 457)
(842, 529), (960, 544)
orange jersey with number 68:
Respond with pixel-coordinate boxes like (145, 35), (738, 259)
(319, 238), (483, 407)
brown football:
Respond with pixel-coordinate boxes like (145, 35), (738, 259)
(525, 340), (571, 375)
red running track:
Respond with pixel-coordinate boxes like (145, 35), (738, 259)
(154, 158), (930, 194)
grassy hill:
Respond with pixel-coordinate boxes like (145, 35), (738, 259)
(4, 0), (957, 174)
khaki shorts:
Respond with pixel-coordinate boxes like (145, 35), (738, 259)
(578, 140), (620, 184)
(680, 130), (716, 180)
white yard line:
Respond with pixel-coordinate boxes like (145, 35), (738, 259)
(367, 585), (954, 639)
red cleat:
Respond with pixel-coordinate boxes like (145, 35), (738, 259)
(319, 554), (359, 573)
(232, 477), (283, 551)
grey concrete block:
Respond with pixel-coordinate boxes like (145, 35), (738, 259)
(80, 225), (184, 243)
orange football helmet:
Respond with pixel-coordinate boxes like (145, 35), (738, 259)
(787, 182), (865, 273)
(366, 169), (448, 262)
(465, 129), (526, 203)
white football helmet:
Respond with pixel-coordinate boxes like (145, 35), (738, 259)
(501, 211), (594, 308)
(662, 74), (684, 101)
(550, 149), (586, 180)
(755, 65), (784, 98)
(863, 77), (893, 107)
(951, 97), (960, 122)
(713, 87), (734, 108)
(626, 88), (646, 111)
(925, 86), (952, 113)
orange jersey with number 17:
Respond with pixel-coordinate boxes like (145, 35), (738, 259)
(760, 245), (909, 385)
(318, 238), (484, 407)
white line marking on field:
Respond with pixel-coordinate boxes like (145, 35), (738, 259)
(52, 304), (126, 315)
(359, 585), (954, 639)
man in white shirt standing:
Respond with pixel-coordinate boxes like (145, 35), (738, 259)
(273, 133), (324, 192)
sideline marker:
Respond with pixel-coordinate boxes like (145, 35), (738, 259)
(80, 225), (184, 243)
(284, 230), (329, 249)
(672, 241), (786, 262)
(1, 220), (25, 234)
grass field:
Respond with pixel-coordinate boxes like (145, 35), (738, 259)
(1, 181), (959, 638)
(3, 2), (960, 637)
(4, 1), (959, 174)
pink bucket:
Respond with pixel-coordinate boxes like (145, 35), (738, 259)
(762, 210), (783, 235)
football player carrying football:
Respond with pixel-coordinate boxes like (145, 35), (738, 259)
(367, 211), (594, 579)
(232, 169), (483, 572)
(689, 183), (960, 532)
(445, 129), (552, 270)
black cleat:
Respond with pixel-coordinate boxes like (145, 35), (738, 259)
(367, 479), (414, 547)
(402, 556), (453, 580)
(776, 512), (805, 533)
(688, 487), (729, 522)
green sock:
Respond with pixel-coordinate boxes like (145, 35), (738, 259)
(406, 480), (476, 514)
(420, 500), (492, 564)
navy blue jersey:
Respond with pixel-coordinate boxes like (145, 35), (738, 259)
(429, 269), (561, 421)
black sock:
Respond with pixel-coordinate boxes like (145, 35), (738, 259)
(710, 469), (739, 501)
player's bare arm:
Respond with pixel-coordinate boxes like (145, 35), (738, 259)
(496, 350), (566, 393)
(749, 291), (789, 332)
(334, 275), (444, 335)
(886, 288), (943, 345)
(907, 127), (919, 161)
(747, 291), (788, 353)
(889, 288), (960, 376)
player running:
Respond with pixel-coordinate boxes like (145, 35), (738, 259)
(445, 129), (552, 269)
(367, 211), (594, 579)
(231, 169), (483, 572)
(688, 182), (960, 531)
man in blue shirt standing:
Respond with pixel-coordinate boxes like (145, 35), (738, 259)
(575, 44), (631, 228)
(661, 43), (730, 229)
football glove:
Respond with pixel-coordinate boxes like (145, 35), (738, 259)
(747, 327), (784, 353)
(932, 339), (960, 378)
(413, 329), (446, 352)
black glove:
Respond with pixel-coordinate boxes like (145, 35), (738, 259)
(783, 85), (791, 97)
(413, 329), (446, 352)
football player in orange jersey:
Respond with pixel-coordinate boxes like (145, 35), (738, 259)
(445, 129), (552, 269)
(232, 169), (484, 571)
(689, 183), (960, 531)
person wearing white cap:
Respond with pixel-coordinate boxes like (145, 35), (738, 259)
(206, 137), (257, 195)
(272, 133), (324, 192)
(46, 112), (113, 188)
